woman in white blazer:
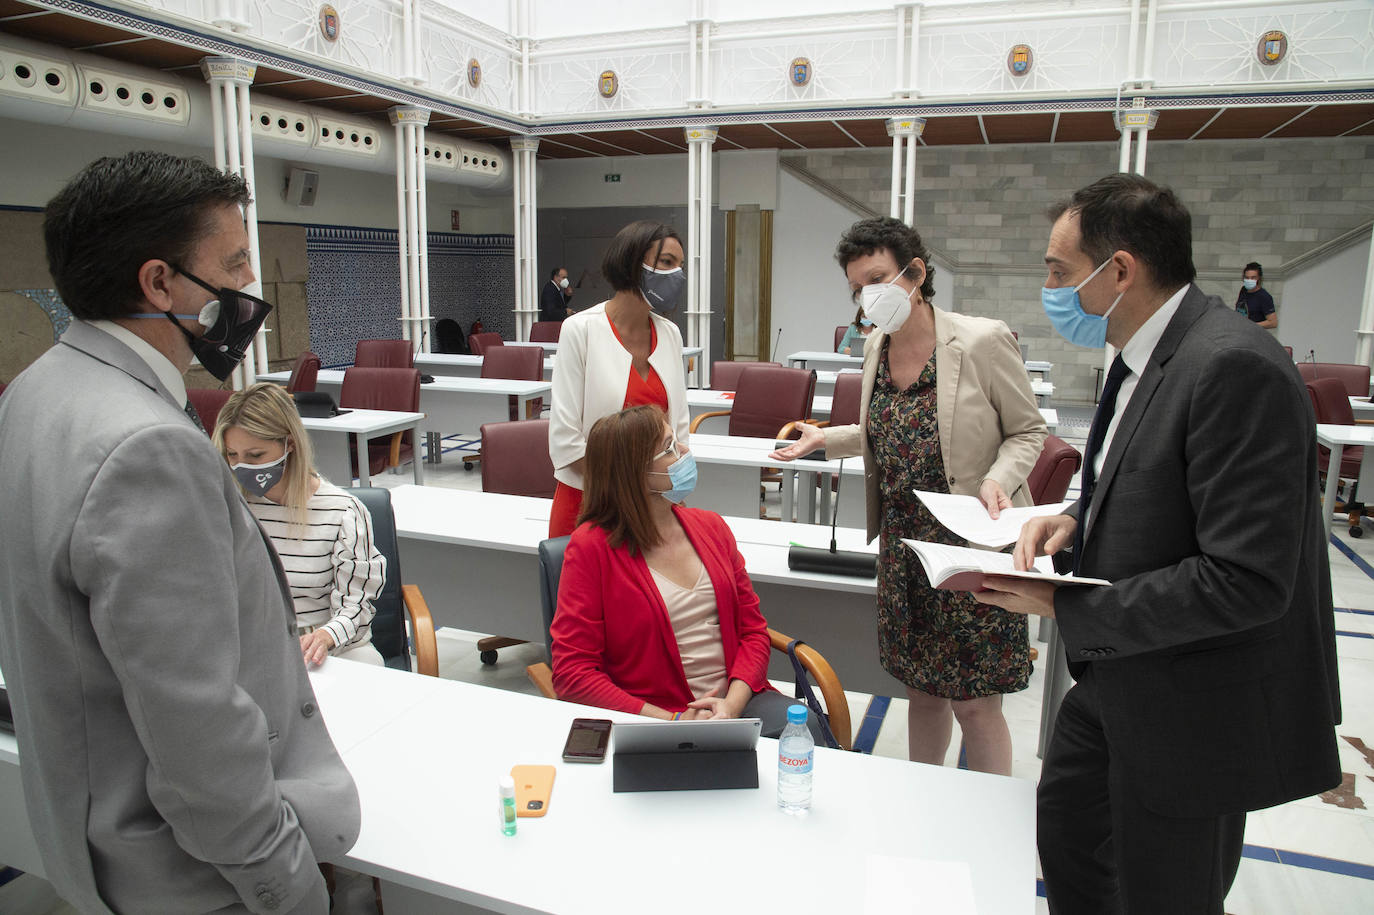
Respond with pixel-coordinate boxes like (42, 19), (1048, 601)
(548, 220), (691, 536)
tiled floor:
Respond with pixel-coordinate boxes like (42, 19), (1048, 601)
(6, 403), (1374, 913)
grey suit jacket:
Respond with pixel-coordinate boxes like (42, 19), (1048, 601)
(1054, 285), (1341, 817)
(0, 323), (360, 914)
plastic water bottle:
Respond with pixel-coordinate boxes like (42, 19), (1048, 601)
(777, 704), (813, 815)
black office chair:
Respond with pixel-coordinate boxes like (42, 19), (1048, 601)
(346, 487), (438, 677)
(523, 536), (853, 748)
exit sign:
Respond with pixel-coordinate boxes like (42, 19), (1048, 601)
(604, 173), (621, 183)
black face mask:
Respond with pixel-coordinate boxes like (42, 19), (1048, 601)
(165, 268), (273, 381)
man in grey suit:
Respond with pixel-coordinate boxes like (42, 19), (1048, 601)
(979, 174), (1340, 913)
(0, 151), (360, 913)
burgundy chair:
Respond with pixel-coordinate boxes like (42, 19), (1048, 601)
(186, 388), (233, 434)
(529, 322), (562, 343)
(710, 360), (783, 392)
(1297, 362), (1370, 398)
(463, 345), (545, 470)
(833, 326), (847, 352)
(339, 367), (421, 478)
(1027, 435), (1083, 506)
(1307, 377), (1365, 535)
(1283, 345), (1293, 358)
(472, 417), (556, 664)
(691, 365), (816, 438)
(354, 339), (414, 369)
(285, 351), (321, 394)
(468, 332), (504, 356)
(828, 372), (863, 428)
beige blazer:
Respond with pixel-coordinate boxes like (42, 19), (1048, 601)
(823, 305), (1048, 542)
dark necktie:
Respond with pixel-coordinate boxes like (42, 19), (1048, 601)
(184, 399), (207, 434)
(1072, 354), (1129, 574)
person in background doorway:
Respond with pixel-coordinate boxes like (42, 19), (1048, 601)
(213, 382), (386, 668)
(1235, 261), (1277, 329)
(837, 306), (875, 355)
(540, 265), (574, 321)
(547, 221), (691, 537)
(771, 216), (1046, 776)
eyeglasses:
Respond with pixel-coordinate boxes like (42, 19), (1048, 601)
(652, 433), (682, 464)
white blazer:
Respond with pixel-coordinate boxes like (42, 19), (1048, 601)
(549, 301), (691, 488)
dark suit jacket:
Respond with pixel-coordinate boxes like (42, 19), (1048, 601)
(1055, 284), (1341, 818)
(539, 280), (569, 322)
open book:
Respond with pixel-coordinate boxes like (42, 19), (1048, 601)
(902, 540), (1110, 592)
(914, 490), (1075, 548)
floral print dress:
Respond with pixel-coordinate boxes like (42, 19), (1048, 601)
(868, 343), (1030, 699)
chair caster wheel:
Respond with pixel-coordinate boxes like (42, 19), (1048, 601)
(464, 462), (475, 471)
(1351, 525), (1363, 538)
(480, 649), (498, 665)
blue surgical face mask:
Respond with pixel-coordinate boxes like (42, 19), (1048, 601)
(1242, 278), (1258, 291)
(858, 318), (874, 328)
(650, 451), (697, 504)
(1041, 258), (1123, 349)
(231, 453), (288, 497)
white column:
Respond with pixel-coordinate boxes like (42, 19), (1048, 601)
(1356, 225), (1374, 369)
(1114, 106), (1157, 175)
(885, 117), (925, 225)
(510, 137), (540, 341)
(201, 57), (262, 389)
(685, 127), (717, 386)
(390, 106), (432, 353)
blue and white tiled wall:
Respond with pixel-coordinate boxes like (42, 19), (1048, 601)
(305, 226), (514, 367)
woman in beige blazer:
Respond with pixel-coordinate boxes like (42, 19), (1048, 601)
(774, 217), (1046, 774)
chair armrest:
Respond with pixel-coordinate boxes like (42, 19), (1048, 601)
(777, 419), (829, 440)
(767, 627), (852, 751)
(401, 584), (439, 678)
(689, 410), (730, 434)
(1355, 418), (1374, 426)
(387, 431), (403, 467)
(526, 662), (557, 700)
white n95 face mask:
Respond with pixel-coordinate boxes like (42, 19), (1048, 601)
(859, 265), (916, 334)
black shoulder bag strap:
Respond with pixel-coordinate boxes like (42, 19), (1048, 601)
(785, 638), (842, 750)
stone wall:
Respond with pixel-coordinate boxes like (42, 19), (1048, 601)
(785, 137), (1374, 402)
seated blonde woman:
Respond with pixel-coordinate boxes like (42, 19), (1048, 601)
(213, 382), (385, 666)
(551, 404), (822, 739)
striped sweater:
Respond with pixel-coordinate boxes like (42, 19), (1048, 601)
(245, 480), (386, 653)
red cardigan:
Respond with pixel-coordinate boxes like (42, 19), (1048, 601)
(550, 506), (773, 714)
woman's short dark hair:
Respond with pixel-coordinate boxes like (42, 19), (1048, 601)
(601, 220), (681, 293)
(835, 216), (936, 302)
(43, 151), (251, 320)
(1047, 173), (1196, 290)
(579, 404), (669, 552)
(1244, 261), (1263, 278)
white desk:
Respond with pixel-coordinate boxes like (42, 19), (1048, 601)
(1025, 360), (1053, 381)
(414, 353), (554, 380)
(1315, 423), (1374, 536)
(690, 432), (866, 527)
(262, 369), (551, 465)
(786, 350), (864, 372)
(1349, 396), (1374, 418)
(0, 661), (1037, 914)
(301, 409), (425, 487)
(388, 485), (908, 695)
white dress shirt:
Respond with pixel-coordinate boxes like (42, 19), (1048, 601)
(87, 319), (188, 406)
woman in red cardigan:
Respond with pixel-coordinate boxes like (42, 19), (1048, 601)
(551, 405), (821, 739)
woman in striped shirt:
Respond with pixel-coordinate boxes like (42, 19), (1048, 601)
(213, 382), (386, 667)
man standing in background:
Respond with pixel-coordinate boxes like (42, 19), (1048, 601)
(540, 265), (574, 321)
(1235, 261), (1277, 329)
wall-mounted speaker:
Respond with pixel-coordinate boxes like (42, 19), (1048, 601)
(284, 167), (319, 207)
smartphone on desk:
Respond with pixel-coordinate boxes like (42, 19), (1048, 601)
(562, 717), (612, 763)
(510, 765), (555, 817)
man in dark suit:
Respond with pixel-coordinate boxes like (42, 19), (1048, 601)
(979, 174), (1340, 913)
(540, 265), (573, 321)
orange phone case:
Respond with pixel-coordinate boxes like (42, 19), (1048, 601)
(510, 765), (556, 817)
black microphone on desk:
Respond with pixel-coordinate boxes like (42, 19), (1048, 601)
(786, 458), (878, 578)
(770, 328), (782, 362)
